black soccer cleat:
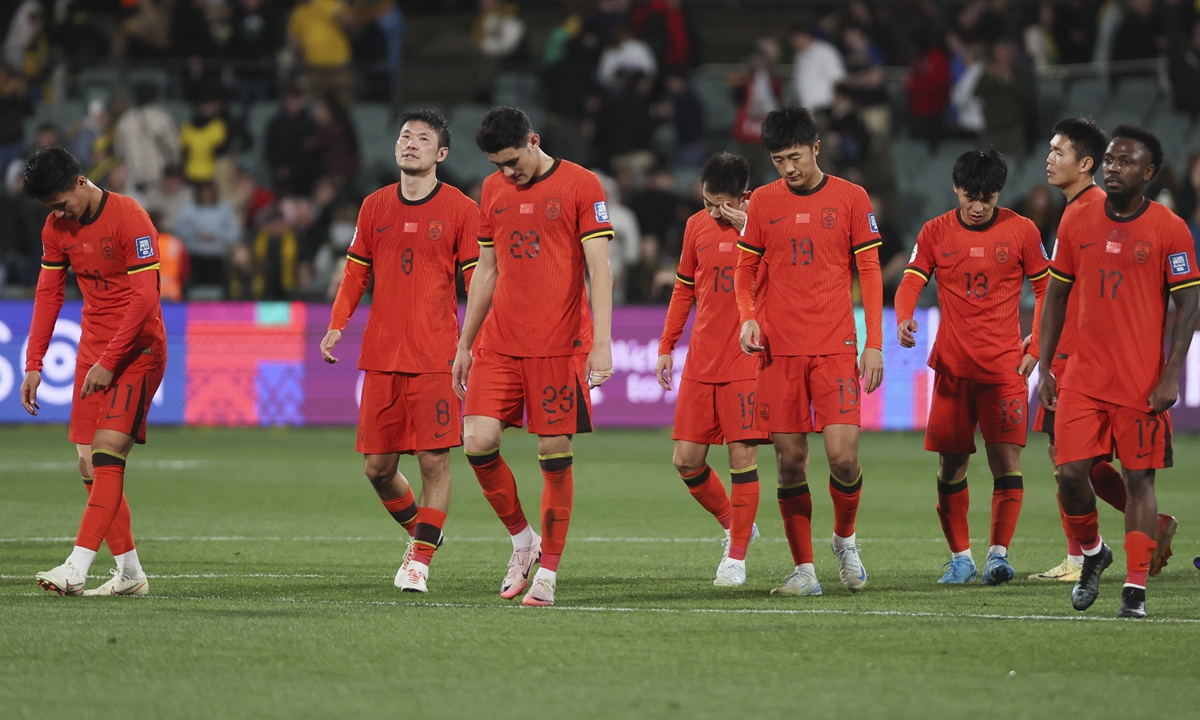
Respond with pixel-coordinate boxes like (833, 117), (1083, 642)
(1071, 543), (1112, 612)
(1118, 586), (1147, 619)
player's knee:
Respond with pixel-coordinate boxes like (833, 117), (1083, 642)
(363, 459), (397, 487)
(827, 456), (859, 483)
(1124, 470), (1154, 496)
(463, 435), (499, 455)
(776, 455), (807, 485)
(671, 450), (703, 477)
(417, 450), (450, 483)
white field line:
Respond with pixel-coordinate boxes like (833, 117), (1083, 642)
(0, 535), (1122, 544)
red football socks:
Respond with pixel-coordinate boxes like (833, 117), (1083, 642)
(381, 486), (418, 537)
(76, 451), (127, 552)
(1057, 490), (1084, 556)
(1090, 461), (1127, 512)
(990, 472), (1024, 549)
(936, 474), (971, 554)
(829, 470), (863, 538)
(1063, 508), (1100, 552)
(728, 465), (760, 561)
(83, 475), (135, 556)
(777, 482), (814, 565)
(1124, 531), (1156, 587)
(411, 507), (447, 566)
(681, 465), (732, 530)
(468, 449), (529, 535)
(538, 453), (575, 572)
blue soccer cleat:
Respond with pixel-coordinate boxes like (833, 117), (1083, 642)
(937, 555), (977, 584)
(981, 552), (1015, 586)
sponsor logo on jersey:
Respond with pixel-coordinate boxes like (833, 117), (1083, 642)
(1134, 241), (1151, 264)
(994, 242), (1010, 263)
(546, 198), (562, 220)
(594, 201), (609, 223)
(135, 236), (153, 259)
(1169, 251), (1192, 275)
(868, 212), (878, 234)
(428, 220), (444, 241)
(821, 208), (837, 229)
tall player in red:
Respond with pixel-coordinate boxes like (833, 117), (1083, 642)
(735, 107), (884, 597)
(1029, 118), (1177, 583)
(452, 107), (614, 607)
(655, 153), (767, 587)
(19, 148), (167, 596)
(895, 149), (1048, 585)
(320, 109), (479, 594)
(1040, 126), (1199, 618)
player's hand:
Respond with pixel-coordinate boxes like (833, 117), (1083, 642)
(655, 353), (673, 390)
(587, 343), (613, 388)
(20, 371), (40, 416)
(320, 329), (341, 364)
(1038, 371), (1058, 412)
(1017, 353), (1037, 378)
(897, 319), (918, 348)
(720, 203), (747, 233)
(739, 320), (764, 354)
(451, 348), (472, 401)
(859, 347), (883, 394)
(80, 363), (113, 398)
(1020, 334), (1032, 355)
(1148, 375), (1180, 415)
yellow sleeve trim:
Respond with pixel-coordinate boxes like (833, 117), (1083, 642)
(903, 268), (930, 280)
(580, 230), (615, 243)
(675, 273), (695, 286)
(737, 241), (764, 257)
(460, 260), (479, 271)
(1048, 269), (1075, 283)
(346, 254), (371, 267)
(127, 263), (160, 275)
(1169, 280), (1200, 292)
(1027, 269), (1050, 281)
(852, 240), (884, 254)
(41, 263), (67, 271)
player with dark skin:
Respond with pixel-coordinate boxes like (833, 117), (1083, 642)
(1039, 137), (1200, 555)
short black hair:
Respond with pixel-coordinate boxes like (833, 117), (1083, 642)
(952, 148), (1008, 199)
(399, 107), (451, 149)
(1051, 117), (1107, 170)
(700, 152), (750, 197)
(22, 148), (83, 200)
(760, 106), (819, 153)
(475, 107), (533, 154)
(1111, 124), (1164, 178)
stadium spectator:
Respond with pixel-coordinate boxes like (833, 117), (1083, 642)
(840, 24), (890, 134)
(224, 162), (276, 230)
(170, 0), (220, 59)
(732, 38), (783, 184)
(266, 87), (319, 195)
(629, 0), (694, 68)
(585, 0), (633, 47)
(1053, 0), (1099, 65)
(1177, 151), (1200, 223)
(151, 212), (190, 303)
(1093, 0), (1124, 63)
(790, 24), (846, 116)
(825, 84), (872, 179)
(175, 181), (242, 291)
(0, 68), (31, 176)
(974, 39), (1034, 157)
(905, 31), (951, 148)
(312, 95), (361, 187)
(950, 43), (987, 135)
(542, 27), (602, 164)
(593, 69), (657, 176)
(115, 83), (179, 192)
(630, 164), (691, 258)
(542, 4), (585, 66)
(658, 70), (706, 167)
(245, 206), (302, 300)
(598, 24), (657, 92)
(227, 0), (287, 105)
(180, 92), (231, 185)
(4, 1), (49, 83)
(596, 172), (640, 304)
(110, 0), (171, 59)
(1014, 184), (1062, 248)
(1168, 21), (1200, 116)
(1111, 0), (1164, 63)
(870, 194), (908, 304)
(0, 159), (41, 286)
(474, 0), (527, 62)
(287, 0), (355, 106)
(68, 99), (109, 172)
(1023, 2), (1060, 69)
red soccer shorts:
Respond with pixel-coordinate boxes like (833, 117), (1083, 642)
(1054, 388), (1172, 470)
(464, 348), (592, 435)
(673, 377), (770, 445)
(753, 354), (860, 433)
(357, 371), (462, 455)
(1032, 361), (1067, 438)
(925, 372), (1028, 455)
(70, 349), (165, 445)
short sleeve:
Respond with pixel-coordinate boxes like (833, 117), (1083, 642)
(1049, 224), (1076, 283)
(456, 198), (481, 273)
(1021, 220), (1050, 281)
(347, 198), (374, 267)
(737, 189), (766, 256)
(575, 171), (615, 243)
(850, 187), (883, 255)
(40, 219), (67, 271)
(904, 223), (936, 280)
(122, 206), (162, 275)
(1164, 217), (1200, 292)
(675, 218), (698, 286)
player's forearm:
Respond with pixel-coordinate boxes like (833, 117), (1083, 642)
(893, 270), (926, 323)
(99, 270), (160, 372)
(733, 255), (759, 324)
(458, 258), (496, 350)
(657, 280), (694, 355)
(1038, 279), (1070, 376)
(25, 268), (66, 372)
(856, 248), (884, 350)
(328, 260), (370, 331)
(1028, 275), (1048, 359)
(1164, 286), (1200, 379)
(588, 258), (614, 348)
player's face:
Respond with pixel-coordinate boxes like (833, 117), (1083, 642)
(769, 142), (820, 190)
(486, 135), (542, 185)
(701, 187), (747, 224)
(395, 121), (448, 173)
(1102, 138), (1154, 197)
(1046, 134), (1090, 189)
(38, 176), (91, 221)
(953, 186), (1000, 226)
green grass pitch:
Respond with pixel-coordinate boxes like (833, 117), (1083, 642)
(2, 425), (1199, 719)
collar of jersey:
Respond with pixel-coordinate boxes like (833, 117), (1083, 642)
(1105, 196), (1149, 223)
(1065, 183), (1099, 206)
(526, 158), (562, 186)
(785, 173), (828, 197)
(955, 206), (999, 233)
(79, 190), (110, 226)
(397, 180), (442, 206)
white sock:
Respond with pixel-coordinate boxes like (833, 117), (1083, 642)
(1082, 537), (1104, 556)
(66, 546), (97, 575)
(1068, 554), (1084, 566)
(534, 567), (556, 584)
(952, 549), (973, 561)
(115, 549), (143, 578)
(511, 524), (534, 550)
(989, 545), (1007, 557)
(833, 532), (856, 547)
(796, 562), (816, 575)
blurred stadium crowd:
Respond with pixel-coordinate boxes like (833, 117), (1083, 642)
(2, 0), (1200, 304)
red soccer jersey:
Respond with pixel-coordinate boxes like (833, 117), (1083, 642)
(476, 159), (614, 358)
(26, 191), (166, 373)
(659, 210), (760, 383)
(736, 174), (882, 356)
(330, 181), (479, 374)
(904, 207), (1049, 382)
(1050, 184), (1105, 362)
(1050, 198), (1200, 409)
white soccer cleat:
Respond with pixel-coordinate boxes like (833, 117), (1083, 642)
(399, 560), (429, 593)
(35, 561), (87, 596)
(831, 537), (868, 592)
(521, 576), (555, 607)
(394, 539), (415, 589)
(500, 532), (542, 599)
(720, 523), (762, 559)
(770, 566), (823, 596)
(713, 557), (747, 587)
(82, 569), (149, 596)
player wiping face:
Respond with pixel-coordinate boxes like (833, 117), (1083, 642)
(700, 187), (750, 231)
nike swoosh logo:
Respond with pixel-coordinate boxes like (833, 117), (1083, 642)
(63, 245), (77, 252)
(1079, 243), (1096, 249)
(942, 250), (960, 257)
(546, 416), (563, 425)
(433, 429), (453, 439)
(769, 216), (786, 225)
(105, 413), (124, 420)
(838, 408), (855, 415)
(495, 206), (511, 215)
(1137, 451), (1151, 459)
(697, 244), (711, 254)
(376, 225), (393, 233)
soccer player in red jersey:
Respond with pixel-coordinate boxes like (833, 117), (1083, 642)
(655, 153), (768, 587)
(895, 149), (1049, 585)
(452, 107), (614, 607)
(1029, 118), (1178, 583)
(734, 107), (884, 597)
(19, 148), (167, 596)
(320, 109), (479, 593)
(1040, 126), (1200, 618)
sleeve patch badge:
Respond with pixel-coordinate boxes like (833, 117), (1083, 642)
(1051, 238), (1059, 261)
(1041, 243), (1050, 260)
(868, 212), (879, 234)
(1169, 252), (1192, 276)
(135, 236), (154, 259)
(908, 243), (919, 263)
(594, 201), (610, 224)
